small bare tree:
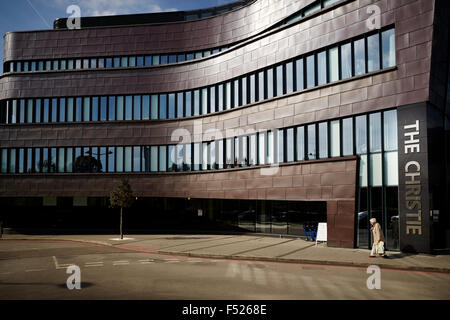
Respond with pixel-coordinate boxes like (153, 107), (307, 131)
(109, 179), (134, 239)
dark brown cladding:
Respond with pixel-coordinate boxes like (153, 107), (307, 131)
(0, 158), (358, 248)
(0, 0), (434, 106)
(3, 0), (312, 61)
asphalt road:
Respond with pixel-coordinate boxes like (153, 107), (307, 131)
(0, 239), (449, 300)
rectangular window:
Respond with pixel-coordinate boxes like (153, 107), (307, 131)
(193, 90), (200, 116)
(267, 68), (274, 99)
(27, 99), (33, 123)
(159, 94), (167, 119)
(306, 55), (315, 88)
(226, 138), (233, 168)
(82, 59), (89, 69)
(355, 115), (367, 154)
(202, 143), (208, 170)
(100, 97), (107, 121)
(106, 58), (113, 68)
(383, 110), (397, 151)
(250, 74), (256, 103)
(35, 99), (41, 123)
(177, 92), (184, 118)
(249, 134), (257, 166)
(217, 84), (224, 111)
(185, 144), (192, 171)
(295, 58), (304, 91)
(384, 151), (398, 186)
(59, 98), (66, 122)
(44, 99), (50, 123)
(160, 56), (168, 64)
(210, 86), (216, 113)
(217, 140), (224, 169)
(19, 99), (25, 123)
(276, 65), (284, 96)
(91, 97), (98, 122)
(109, 96), (116, 121)
(108, 147), (115, 172)
(359, 154), (368, 187)
(66, 147), (73, 173)
(133, 95), (141, 120)
(286, 62), (294, 94)
(129, 57), (136, 67)
(98, 147), (105, 172)
(9, 149), (16, 173)
(193, 143), (201, 171)
(116, 147), (124, 172)
(1, 149), (7, 173)
(329, 46), (339, 82)
(234, 137), (240, 166)
(354, 38), (366, 76)
(58, 148), (65, 173)
(241, 77), (248, 105)
(151, 95), (158, 119)
(267, 132), (273, 164)
(90, 58), (97, 68)
(241, 136), (248, 167)
(233, 79), (240, 107)
(319, 122), (328, 159)
(51, 99), (57, 123)
(125, 96), (133, 121)
(382, 28), (396, 68)
(370, 153), (382, 186)
(150, 146), (158, 172)
(201, 89), (208, 114)
(368, 33), (380, 72)
(185, 91), (192, 117)
(330, 120), (340, 157)
(98, 58), (104, 68)
(152, 55), (160, 65)
(277, 130), (284, 164)
(50, 148), (57, 173)
(296, 126), (305, 161)
(142, 95), (150, 120)
(341, 43), (352, 79)
(259, 132), (266, 165)
(136, 56), (143, 67)
(144, 56), (152, 66)
(113, 57), (120, 68)
(168, 55), (176, 64)
(18, 148), (24, 173)
(210, 142), (216, 169)
(124, 147), (132, 172)
(121, 57), (128, 67)
(317, 51), (327, 85)
(177, 54), (185, 63)
(117, 96), (124, 121)
(83, 97), (91, 121)
(369, 112), (382, 153)
(225, 82), (231, 110)
(286, 128), (294, 162)
(258, 71), (265, 101)
(307, 124), (316, 160)
(168, 93), (175, 119)
(176, 144), (184, 171)
(342, 117), (353, 156)
(159, 146), (167, 172)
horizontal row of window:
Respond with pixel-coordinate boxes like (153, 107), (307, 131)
(0, 27), (396, 125)
(4, 46), (231, 73)
(284, 0), (344, 25)
(0, 110), (398, 187)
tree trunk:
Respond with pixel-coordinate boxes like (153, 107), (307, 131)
(120, 207), (123, 240)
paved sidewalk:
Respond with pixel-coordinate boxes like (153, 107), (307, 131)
(2, 232), (450, 274)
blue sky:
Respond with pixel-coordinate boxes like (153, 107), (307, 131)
(0, 0), (236, 73)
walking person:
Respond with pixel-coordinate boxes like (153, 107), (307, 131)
(369, 218), (386, 258)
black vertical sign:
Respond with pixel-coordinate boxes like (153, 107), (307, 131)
(397, 103), (431, 253)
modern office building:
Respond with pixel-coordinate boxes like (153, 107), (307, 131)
(0, 0), (449, 253)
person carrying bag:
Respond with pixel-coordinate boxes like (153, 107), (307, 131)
(369, 218), (386, 258)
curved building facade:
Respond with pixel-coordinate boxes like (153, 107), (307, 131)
(0, 0), (449, 253)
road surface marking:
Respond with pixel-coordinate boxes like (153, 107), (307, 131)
(85, 262), (104, 267)
(0, 272), (12, 275)
(52, 256), (73, 270)
(113, 261), (130, 266)
(25, 268), (46, 272)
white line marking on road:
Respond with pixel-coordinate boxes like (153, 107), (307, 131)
(139, 259), (155, 264)
(0, 272), (12, 275)
(113, 261), (130, 266)
(25, 269), (46, 272)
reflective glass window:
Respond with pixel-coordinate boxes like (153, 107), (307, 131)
(51, 98), (57, 123)
(267, 68), (274, 99)
(152, 55), (160, 65)
(384, 151), (398, 186)
(193, 143), (201, 171)
(121, 57), (128, 67)
(108, 96), (116, 121)
(66, 147), (73, 173)
(233, 79), (240, 107)
(168, 94), (176, 119)
(113, 57), (120, 68)
(341, 43), (352, 79)
(354, 38), (366, 76)
(342, 117), (353, 156)
(117, 96), (124, 121)
(318, 51), (327, 85)
(177, 54), (185, 62)
(136, 56), (144, 66)
(319, 122), (328, 159)
(144, 56), (152, 66)
(193, 90), (200, 116)
(90, 58), (97, 68)
(129, 57), (136, 67)
(91, 97), (98, 122)
(296, 126), (305, 161)
(106, 58), (113, 68)
(241, 76), (248, 105)
(277, 130), (284, 164)
(125, 96), (132, 121)
(150, 146), (158, 172)
(35, 99), (41, 123)
(18, 148), (24, 173)
(330, 120), (340, 157)
(202, 143), (208, 170)
(382, 28), (396, 68)
(159, 146), (167, 171)
(249, 134), (257, 166)
(59, 98), (66, 122)
(44, 99), (50, 123)
(359, 154), (368, 187)
(296, 58), (304, 91)
(355, 115), (367, 154)
(258, 71), (265, 101)
(98, 58), (104, 68)
(286, 128), (294, 162)
(210, 86), (216, 113)
(151, 95), (158, 119)
(370, 153), (382, 186)
(134, 95), (141, 120)
(250, 74), (256, 103)
(124, 147), (132, 172)
(108, 147), (115, 172)
(67, 98), (74, 122)
(20, 99), (25, 123)
(1, 149), (7, 173)
(58, 148), (65, 173)
(276, 65), (284, 96)
(306, 55), (315, 88)
(142, 95), (150, 120)
(83, 97), (90, 122)
(368, 33), (380, 72)
(286, 62), (294, 94)
(369, 112), (382, 153)
(185, 91), (192, 117)
(100, 96), (107, 121)
(159, 94), (167, 119)
(259, 132), (266, 165)
(27, 99), (33, 123)
(116, 147), (124, 172)
(201, 88), (208, 115)
(384, 110), (397, 151)
(160, 56), (168, 64)
(177, 92), (184, 118)
(307, 124), (316, 160)
(329, 46), (339, 82)
(218, 84), (224, 111)
(9, 149), (16, 173)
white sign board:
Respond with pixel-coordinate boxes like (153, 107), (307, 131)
(316, 222), (327, 245)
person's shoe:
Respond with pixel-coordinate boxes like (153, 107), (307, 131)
(369, 255), (376, 258)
